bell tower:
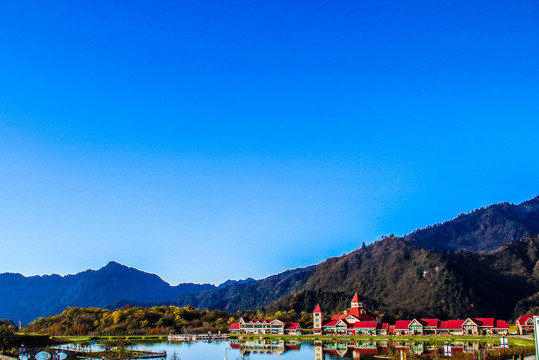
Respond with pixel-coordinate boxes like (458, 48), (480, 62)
(313, 304), (323, 334)
(351, 292), (363, 308)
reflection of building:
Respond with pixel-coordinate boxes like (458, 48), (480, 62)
(313, 293), (388, 335)
(229, 318), (302, 335)
(314, 343), (324, 360)
(229, 339), (302, 356)
(516, 314), (538, 335)
(311, 340), (487, 360)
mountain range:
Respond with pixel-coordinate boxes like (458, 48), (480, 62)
(1, 195), (538, 324)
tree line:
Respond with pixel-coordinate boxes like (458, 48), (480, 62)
(27, 305), (314, 336)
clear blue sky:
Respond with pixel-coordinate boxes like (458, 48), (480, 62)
(0, 0), (538, 285)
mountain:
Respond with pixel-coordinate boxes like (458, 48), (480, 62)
(269, 235), (539, 320)
(172, 266), (315, 313)
(0, 261), (214, 324)
(404, 195), (539, 253)
(159, 195), (539, 317)
(3, 195), (539, 324)
(217, 278), (255, 289)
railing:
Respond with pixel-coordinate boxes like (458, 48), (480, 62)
(168, 334), (229, 341)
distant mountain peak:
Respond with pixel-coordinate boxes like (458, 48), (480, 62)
(104, 261), (127, 268)
(217, 278), (256, 289)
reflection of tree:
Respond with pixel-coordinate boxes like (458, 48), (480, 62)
(169, 351), (180, 360)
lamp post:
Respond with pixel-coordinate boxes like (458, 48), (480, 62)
(224, 347), (231, 360)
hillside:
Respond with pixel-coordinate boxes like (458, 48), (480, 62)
(269, 235), (539, 320)
(0, 261), (215, 324)
(172, 266), (315, 312)
(405, 196), (539, 252)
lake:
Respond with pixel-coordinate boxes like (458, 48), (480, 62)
(55, 339), (510, 360)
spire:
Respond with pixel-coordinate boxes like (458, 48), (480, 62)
(351, 292), (363, 308)
(313, 304), (322, 313)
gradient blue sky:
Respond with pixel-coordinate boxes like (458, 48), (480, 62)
(0, 1), (538, 285)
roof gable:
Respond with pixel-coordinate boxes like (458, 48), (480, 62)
(463, 318), (478, 327)
(517, 314), (538, 325)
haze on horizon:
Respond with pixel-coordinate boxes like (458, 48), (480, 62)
(0, 1), (538, 285)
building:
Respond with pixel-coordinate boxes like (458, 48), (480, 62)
(284, 322), (302, 335)
(229, 322), (240, 334)
(331, 293), (379, 323)
(438, 320), (466, 335)
(516, 314), (538, 335)
(313, 293), (388, 336)
(229, 317), (302, 335)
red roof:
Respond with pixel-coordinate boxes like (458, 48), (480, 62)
(313, 304), (322, 313)
(517, 315), (537, 325)
(323, 319), (348, 327)
(353, 321), (378, 329)
(472, 318), (495, 327)
(250, 318), (281, 324)
(439, 319), (465, 330)
(353, 348), (379, 355)
(352, 292), (362, 303)
(394, 320), (412, 330)
(285, 322), (300, 330)
(494, 320), (509, 329)
(229, 322), (239, 330)
(379, 323), (389, 330)
(332, 307), (378, 321)
(419, 318), (439, 327)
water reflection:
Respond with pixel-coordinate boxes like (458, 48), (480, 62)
(230, 339), (302, 356)
(230, 339), (504, 359)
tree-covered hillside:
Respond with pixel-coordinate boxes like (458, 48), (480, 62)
(405, 196), (539, 253)
(269, 235), (539, 320)
(28, 306), (234, 335)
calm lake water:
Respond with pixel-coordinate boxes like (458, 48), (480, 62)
(55, 339), (510, 360)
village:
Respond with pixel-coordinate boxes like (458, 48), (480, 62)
(229, 293), (537, 337)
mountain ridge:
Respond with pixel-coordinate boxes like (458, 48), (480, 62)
(2, 194), (539, 323)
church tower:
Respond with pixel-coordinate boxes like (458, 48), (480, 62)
(351, 292), (363, 308)
(313, 304), (323, 334)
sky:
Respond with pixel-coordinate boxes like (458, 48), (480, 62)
(0, 0), (538, 285)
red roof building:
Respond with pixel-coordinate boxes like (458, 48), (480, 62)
(236, 317), (302, 335)
(394, 320), (412, 335)
(516, 314), (538, 335)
